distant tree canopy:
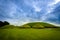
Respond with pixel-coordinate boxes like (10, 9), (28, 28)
(4, 21), (9, 25)
(0, 21), (9, 27)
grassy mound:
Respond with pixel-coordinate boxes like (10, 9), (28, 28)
(20, 22), (58, 29)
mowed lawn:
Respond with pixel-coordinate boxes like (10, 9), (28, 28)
(0, 28), (60, 40)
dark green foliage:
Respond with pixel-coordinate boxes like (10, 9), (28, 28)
(0, 21), (4, 27)
(0, 21), (9, 27)
(4, 21), (9, 25)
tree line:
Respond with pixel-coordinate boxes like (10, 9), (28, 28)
(0, 21), (9, 27)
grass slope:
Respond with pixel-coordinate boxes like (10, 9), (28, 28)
(0, 28), (60, 40)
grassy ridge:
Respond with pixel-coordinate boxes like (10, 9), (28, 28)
(20, 22), (58, 28)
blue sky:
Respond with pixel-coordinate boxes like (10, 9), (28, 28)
(0, 0), (60, 26)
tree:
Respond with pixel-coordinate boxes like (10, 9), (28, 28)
(0, 21), (10, 27)
(0, 21), (4, 27)
(4, 21), (9, 25)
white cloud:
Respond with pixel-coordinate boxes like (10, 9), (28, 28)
(24, 0), (41, 12)
(54, 0), (60, 3)
(33, 3), (41, 12)
(40, 0), (60, 21)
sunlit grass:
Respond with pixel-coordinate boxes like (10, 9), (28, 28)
(0, 28), (60, 40)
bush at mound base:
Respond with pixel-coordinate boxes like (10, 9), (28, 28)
(44, 25), (56, 28)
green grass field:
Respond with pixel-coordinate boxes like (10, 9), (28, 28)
(0, 22), (60, 40)
(0, 28), (60, 40)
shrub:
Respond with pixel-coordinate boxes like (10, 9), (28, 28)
(44, 25), (56, 28)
